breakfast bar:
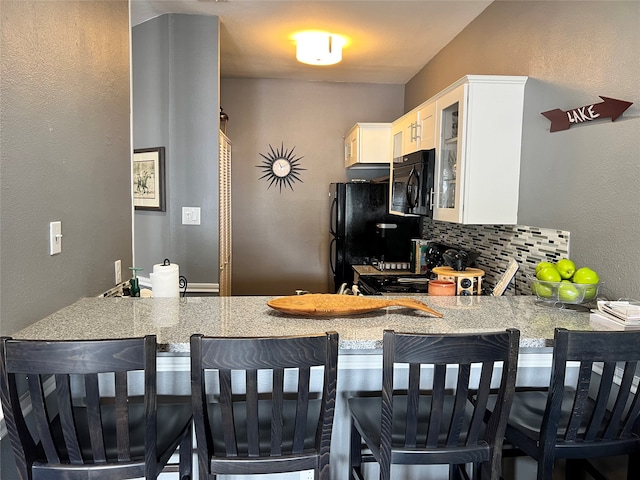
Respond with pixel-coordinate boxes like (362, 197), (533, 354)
(14, 295), (594, 350)
(12, 295), (596, 479)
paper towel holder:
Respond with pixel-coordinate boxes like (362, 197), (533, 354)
(162, 258), (188, 297)
(129, 267), (143, 297)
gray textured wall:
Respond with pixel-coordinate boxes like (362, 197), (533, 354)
(221, 78), (404, 295)
(405, 0), (640, 299)
(132, 14), (220, 284)
(0, 0), (132, 335)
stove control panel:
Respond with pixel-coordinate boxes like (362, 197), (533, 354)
(371, 260), (411, 272)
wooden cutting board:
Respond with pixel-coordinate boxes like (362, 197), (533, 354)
(267, 294), (443, 317)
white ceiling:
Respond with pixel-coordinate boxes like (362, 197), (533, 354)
(130, 0), (493, 84)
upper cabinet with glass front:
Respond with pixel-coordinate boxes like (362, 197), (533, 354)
(433, 75), (528, 224)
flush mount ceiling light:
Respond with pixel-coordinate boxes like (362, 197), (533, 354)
(293, 31), (347, 66)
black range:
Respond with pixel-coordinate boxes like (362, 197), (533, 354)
(357, 275), (430, 295)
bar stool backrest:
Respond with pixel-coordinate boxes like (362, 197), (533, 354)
(190, 331), (338, 479)
(378, 328), (520, 479)
(542, 328), (640, 450)
(0, 336), (172, 480)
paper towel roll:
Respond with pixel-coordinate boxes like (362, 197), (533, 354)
(151, 263), (180, 298)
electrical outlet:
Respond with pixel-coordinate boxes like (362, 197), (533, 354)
(300, 470), (314, 480)
(115, 260), (122, 284)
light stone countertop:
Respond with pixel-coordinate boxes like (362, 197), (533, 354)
(12, 295), (596, 353)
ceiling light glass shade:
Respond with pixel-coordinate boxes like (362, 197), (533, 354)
(294, 32), (346, 66)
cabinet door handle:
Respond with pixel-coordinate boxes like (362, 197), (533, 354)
(414, 123), (421, 141)
(408, 122), (421, 143)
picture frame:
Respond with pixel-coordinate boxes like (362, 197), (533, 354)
(133, 147), (166, 211)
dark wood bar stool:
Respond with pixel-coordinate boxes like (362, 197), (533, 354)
(493, 328), (640, 480)
(0, 335), (193, 480)
(347, 328), (520, 480)
(190, 331), (338, 479)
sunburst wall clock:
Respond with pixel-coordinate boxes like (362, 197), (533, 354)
(256, 143), (306, 192)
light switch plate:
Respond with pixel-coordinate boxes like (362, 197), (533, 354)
(115, 259), (122, 284)
(49, 221), (62, 255)
(182, 207), (201, 225)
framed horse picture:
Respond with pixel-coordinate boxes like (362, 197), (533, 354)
(133, 147), (166, 211)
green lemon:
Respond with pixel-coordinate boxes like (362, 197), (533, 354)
(535, 281), (554, 298)
(558, 281), (580, 303)
(583, 285), (598, 301)
(535, 261), (555, 275)
(555, 258), (576, 280)
(573, 267), (600, 285)
(536, 266), (561, 283)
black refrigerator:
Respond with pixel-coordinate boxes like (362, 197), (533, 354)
(329, 182), (420, 293)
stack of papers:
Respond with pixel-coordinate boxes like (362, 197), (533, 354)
(599, 301), (640, 322)
(590, 300), (640, 331)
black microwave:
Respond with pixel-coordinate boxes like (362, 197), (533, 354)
(390, 149), (435, 216)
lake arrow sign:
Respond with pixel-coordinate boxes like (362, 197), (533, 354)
(542, 96), (633, 132)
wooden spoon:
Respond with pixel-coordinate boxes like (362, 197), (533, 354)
(267, 294), (443, 318)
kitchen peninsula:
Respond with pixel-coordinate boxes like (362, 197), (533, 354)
(12, 295), (599, 479)
(13, 295), (596, 351)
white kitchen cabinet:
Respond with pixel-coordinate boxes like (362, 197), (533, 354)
(391, 111), (416, 159)
(417, 102), (436, 150)
(391, 102), (436, 160)
(433, 75), (527, 224)
(344, 123), (392, 167)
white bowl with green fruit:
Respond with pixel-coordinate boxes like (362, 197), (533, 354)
(531, 259), (600, 304)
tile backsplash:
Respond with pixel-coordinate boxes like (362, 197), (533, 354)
(422, 220), (570, 295)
